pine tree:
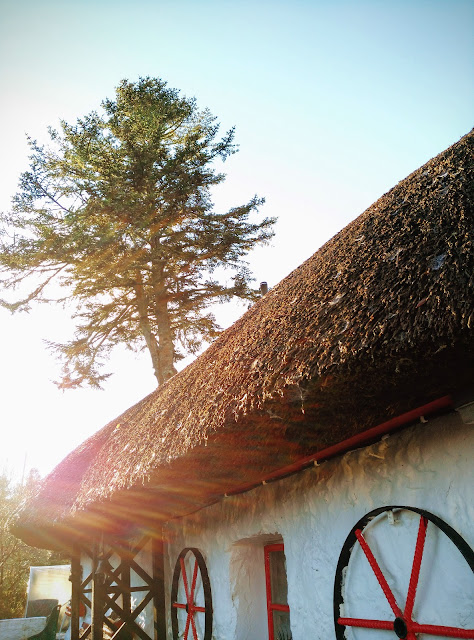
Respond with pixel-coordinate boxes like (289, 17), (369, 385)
(0, 78), (274, 387)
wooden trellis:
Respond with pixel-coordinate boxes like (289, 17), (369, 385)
(70, 536), (166, 640)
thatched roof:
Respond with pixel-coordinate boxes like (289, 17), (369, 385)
(13, 130), (474, 550)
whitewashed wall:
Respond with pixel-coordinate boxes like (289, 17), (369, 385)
(164, 411), (473, 640)
(131, 536), (155, 638)
(78, 411), (473, 639)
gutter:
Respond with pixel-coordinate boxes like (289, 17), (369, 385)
(224, 395), (453, 497)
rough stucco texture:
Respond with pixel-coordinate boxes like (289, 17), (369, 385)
(164, 412), (473, 639)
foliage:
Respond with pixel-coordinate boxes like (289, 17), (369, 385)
(0, 470), (67, 618)
(0, 77), (275, 387)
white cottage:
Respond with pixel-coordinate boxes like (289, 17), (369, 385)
(13, 131), (474, 640)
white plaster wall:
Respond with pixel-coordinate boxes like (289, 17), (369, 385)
(130, 536), (155, 639)
(230, 537), (275, 640)
(164, 412), (474, 640)
(80, 554), (93, 626)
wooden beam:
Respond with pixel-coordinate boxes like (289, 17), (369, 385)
(92, 543), (104, 640)
(102, 594), (151, 640)
(152, 537), (166, 640)
(70, 546), (82, 640)
(122, 547), (131, 635)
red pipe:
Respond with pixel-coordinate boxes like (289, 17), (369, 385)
(225, 395), (452, 497)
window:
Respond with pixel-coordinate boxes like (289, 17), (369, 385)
(264, 543), (291, 640)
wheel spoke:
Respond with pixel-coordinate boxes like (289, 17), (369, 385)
(411, 622), (474, 638)
(180, 558), (196, 640)
(339, 617), (474, 639)
(404, 515), (428, 621)
(171, 549), (212, 640)
(183, 611), (191, 640)
(338, 617), (393, 630)
(180, 556), (191, 604)
(190, 559), (199, 603)
(335, 509), (474, 640)
(355, 529), (403, 618)
(190, 611), (199, 640)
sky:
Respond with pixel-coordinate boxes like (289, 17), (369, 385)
(0, 0), (472, 481)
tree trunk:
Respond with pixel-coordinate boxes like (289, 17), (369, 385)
(135, 272), (163, 386)
(154, 294), (177, 383)
(150, 245), (177, 385)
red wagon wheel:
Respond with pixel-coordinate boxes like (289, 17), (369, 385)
(334, 506), (474, 639)
(171, 548), (212, 640)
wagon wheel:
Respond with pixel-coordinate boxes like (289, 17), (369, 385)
(334, 506), (474, 639)
(171, 547), (212, 640)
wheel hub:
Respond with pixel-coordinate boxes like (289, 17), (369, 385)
(393, 617), (408, 639)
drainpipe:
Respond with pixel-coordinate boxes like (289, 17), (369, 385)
(225, 395), (453, 497)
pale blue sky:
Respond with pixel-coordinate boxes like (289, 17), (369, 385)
(0, 0), (472, 479)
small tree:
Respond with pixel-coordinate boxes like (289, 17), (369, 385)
(0, 470), (65, 618)
(0, 77), (274, 387)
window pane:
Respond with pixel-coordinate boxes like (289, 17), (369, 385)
(272, 610), (292, 640)
(269, 549), (288, 605)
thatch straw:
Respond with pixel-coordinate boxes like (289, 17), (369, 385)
(12, 130), (473, 549)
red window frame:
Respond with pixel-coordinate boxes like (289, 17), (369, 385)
(264, 543), (291, 640)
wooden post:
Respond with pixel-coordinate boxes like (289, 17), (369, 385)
(152, 536), (166, 640)
(122, 545), (131, 631)
(70, 546), (82, 640)
(92, 542), (104, 640)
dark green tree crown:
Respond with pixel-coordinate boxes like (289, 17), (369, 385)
(0, 77), (275, 388)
